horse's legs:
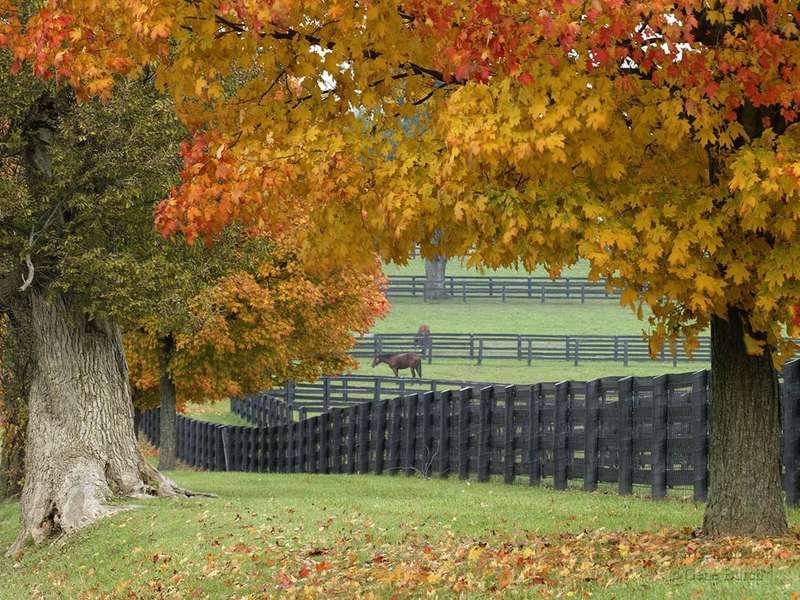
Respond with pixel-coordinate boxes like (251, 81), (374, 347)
(392, 367), (398, 377)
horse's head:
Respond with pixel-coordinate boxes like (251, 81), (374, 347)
(372, 355), (382, 367)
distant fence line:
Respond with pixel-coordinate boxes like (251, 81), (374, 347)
(352, 333), (710, 366)
(386, 275), (619, 302)
(236, 375), (499, 415)
(139, 360), (800, 506)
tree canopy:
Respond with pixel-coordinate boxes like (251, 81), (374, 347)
(5, 0), (800, 536)
(6, 1), (799, 356)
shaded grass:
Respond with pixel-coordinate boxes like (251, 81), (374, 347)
(0, 473), (798, 599)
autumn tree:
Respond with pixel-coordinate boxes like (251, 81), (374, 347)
(0, 4), (388, 552)
(0, 50), (211, 553)
(126, 236), (387, 470)
(9, 0), (800, 537)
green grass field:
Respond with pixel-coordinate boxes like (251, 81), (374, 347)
(1, 473), (798, 599)
(374, 298), (661, 335)
(361, 296), (709, 384)
(353, 358), (708, 385)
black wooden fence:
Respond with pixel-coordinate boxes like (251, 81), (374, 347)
(352, 333), (711, 366)
(244, 375), (499, 414)
(386, 275), (620, 302)
(139, 360), (800, 505)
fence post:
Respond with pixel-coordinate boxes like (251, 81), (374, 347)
(783, 360), (800, 506)
(618, 377), (634, 495)
(346, 405), (358, 474)
(280, 421), (289, 473)
(478, 339), (484, 366)
(651, 375), (669, 499)
(439, 390), (451, 478)
(540, 283), (545, 303)
(421, 392), (434, 476)
(319, 412), (330, 474)
(323, 377), (331, 413)
(573, 338), (579, 367)
(462, 283), (466, 303)
(358, 401), (371, 474)
(553, 381), (569, 490)
(249, 426), (257, 472)
(477, 387), (492, 482)
(388, 397), (403, 475)
(374, 399), (388, 475)
(527, 339), (533, 366)
(286, 416), (296, 473)
(332, 408), (343, 473)
(584, 379), (600, 492)
(374, 378), (382, 403)
(528, 384), (541, 486)
(458, 388), (472, 480)
(258, 425), (268, 472)
(502, 284), (506, 303)
(404, 394), (418, 476)
(691, 370), (709, 502)
(220, 426), (231, 472)
(504, 385), (516, 485)
(623, 339), (629, 367)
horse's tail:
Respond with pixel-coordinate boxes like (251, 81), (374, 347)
(418, 357), (422, 378)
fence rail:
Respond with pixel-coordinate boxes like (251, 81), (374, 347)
(139, 360), (800, 506)
(235, 375), (500, 415)
(386, 275), (619, 302)
(352, 333), (710, 366)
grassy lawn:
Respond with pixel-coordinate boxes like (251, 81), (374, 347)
(186, 399), (252, 426)
(353, 358), (709, 385)
(1, 473), (798, 599)
(372, 298), (671, 336)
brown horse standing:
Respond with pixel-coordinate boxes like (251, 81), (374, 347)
(414, 324), (432, 358)
(372, 352), (423, 378)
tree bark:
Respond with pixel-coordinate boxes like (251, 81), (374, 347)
(7, 293), (193, 557)
(424, 254), (448, 300)
(702, 308), (788, 536)
(158, 336), (177, 471)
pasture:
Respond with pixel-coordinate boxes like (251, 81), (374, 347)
(0, 262), (774, 600)
(1, 471), (799, 599)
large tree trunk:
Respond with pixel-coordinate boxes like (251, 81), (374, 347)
(158, 336), (177, 471)
(702, 308), (787, 536)
(7, 293), (192, 557)
(424, 255), (448, 300)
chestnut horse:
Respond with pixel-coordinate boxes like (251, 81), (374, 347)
(372, 352), (423, 378)
(414, 324), (432, 358)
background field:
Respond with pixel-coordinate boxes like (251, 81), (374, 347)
(186, 260), (710, 422)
